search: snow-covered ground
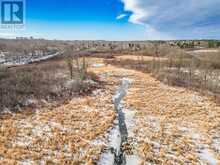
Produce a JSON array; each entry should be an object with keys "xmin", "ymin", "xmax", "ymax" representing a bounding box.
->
[
  {"xmin": 0, "ymin": 52, "xmax": 61, "ymax": 66},
  {"xmin": 0, "ymin": 87, "xmax": 116, "ymax": 164},
  {"xmin": 187, "ymin": 49, "xmax": 219, "ymax": 55},
  {"xmin": 123, "ymin": 67, "xmax": 220, "ymax": 164},
  {"xmin": 1, "ymin": 57, "xmax": 220, "ymax": 164}
]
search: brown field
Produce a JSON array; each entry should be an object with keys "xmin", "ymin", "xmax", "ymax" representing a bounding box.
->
[
  {"xmin": 115, "ymin": 55, "xmax": 167, "ymax": 61},
  {"xmin": 0, "ymin": 58, "xmax": 116, "ymax": 164},
  {"xmin": 0, "ymin": 47, "xmax": 220, "ymax": 164},
  {"xmin": 92, "ymin": 60, "xmax": 220, "ymax": 164}
]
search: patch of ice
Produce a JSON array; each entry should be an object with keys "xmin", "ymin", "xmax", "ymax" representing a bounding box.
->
[
  {"xmin": 147, "ymin": 116, "xmax": 161, "ymax": 131},
  {"xmin": 90, "ymin": 138, "xmax": 105, "ymax": 146},
  {"xmin": 98, "ymin": 124, "xmax": 121, "ymax": 165},
  {"xmin": 198, "ymin": 149, "xmax": 218, "ymax": 165},
  {"xmin": 83, "ymin": 107, "xmax": 94, "ymax": 112},
  {"xmin": 23, "ymin": 99, "xmax": 38, "ymax": 107},
  {"xmin": 19, "ymin": 159, "xmax": 35, "ymax": 165},
  {"xmin": 92, "ymin": 64, "xmax": 105, "ymax": 68},
  {"xmin": 178, "ymin": 126, "xmax": 189, "ymax": 132},
  {"xmin": 126, "ymin": 155, "xmax": 141, "ymax": 165},
  {"xmin": 152, "ymin": 141, "xmax": 161, "ymax": 150},
  {"xmin": 92, "ymin": 89, "xmax": 103, "ymax": 96},
  {"xmin": 113, "ymin": 78, "xmax": 131, "ymax": 105},
  {"xmin": 212, "ymin": 137, "xmax": 220, "ymax": 153},
  {"xmin": 123, "ymin": 108, "xmax": 136, "ymax": 137},
  {"xmin": 49, "ymin": 122, "xmax": 68, "ymax": 132},
  {"xmin": 0, "ymin": 58, "xmax": 5, "ymax": 63},
  {"xmin": 32, "ymin": 123, "xmax": 52, "ymax": 137},
  {"xmin": 191, "ymin": 133, "xmax": 202, "ymax": 140},
  {"xmin": 1, "ymin": 108, "xmax": 13, "ymax": 115}
]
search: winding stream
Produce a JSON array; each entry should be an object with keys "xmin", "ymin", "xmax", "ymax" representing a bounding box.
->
[{"xmin": 99, "ymin": 78, "xmax": 131, "ymax": 165}]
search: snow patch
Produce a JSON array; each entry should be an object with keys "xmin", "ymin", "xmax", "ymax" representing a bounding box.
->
[
  {"xmin": 198, "ymin": 149, "xmax": 218, "ymax": 165},
  {"xmin": 123, "ymin": 108, "xmax": 136, "ymax": 136},
  {"xmin": 92, "ymin": 64, "xmax": 105, "ymax": 68},
  {"xmin": 126, "ymin": 155, "xmax": 141, "ymax": 165}
]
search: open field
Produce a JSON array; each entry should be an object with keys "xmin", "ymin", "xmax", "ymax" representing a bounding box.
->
[
  {"xmin": 0, "ymin": 0, "xmax": 220, "ymax": 162},
  {"xmin": 90, "ymin": 60, "xmax": 220, "ymax": 164},
  {"xmin": 115, "ymin": 55, "xmax": 168, "ymax": 62},
  {"xmin": 106, "ymin": 50, "xmax": 220, "ymax": 103},
  {"xmin": 0, "ymin": 41, "xmax": 220, "ymax": 164},
  {"xmin": 0, "ymin": 58, "xmax": 117, "ymax": 164},
  {"xmin": 0, "ymin": 88, "xmax": 115, "ymax": 164},
  {"xmin": 123, "ymin": 67, "xmax": 220, "ymax": 164}
]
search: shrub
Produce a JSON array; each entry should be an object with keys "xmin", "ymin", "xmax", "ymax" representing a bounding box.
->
[
  {"xmin": 208, "ymin": 41, "xmax": 215, "ymax": 48},
  {"xmin": 105, "ymin": 45, "xmax": 220, "ymax": 102},
  {"xmin": 0, "ymin": 65, "xmax": 8, "ymax": 80},
  {"xmin": 0, "ymin": 58, "xmax": 98, "ymax": 111},
  {"xmin": 74, "ymin": 56, "xmax": 88, "ymax": 81},
  {"xmin": 65, "ymin": 57, "xmax": 74, "ymax": 79},
  {"xmin": 64, "ymin": 46, "xmax": 88, "ymax": 81}
]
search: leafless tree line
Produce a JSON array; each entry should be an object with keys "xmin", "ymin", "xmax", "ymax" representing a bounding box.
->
[
  {"xmin": 142, "ymin": 45, "xmax": 220, "ymax": 96},
  {"xmin": 106, "ymin": 44, "xmax": 220, "ymax": 99}
]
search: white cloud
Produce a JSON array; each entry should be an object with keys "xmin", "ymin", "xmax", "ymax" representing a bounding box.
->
[
  {"xmin": 120, "ymin": 0, "xmax": 220, "ymax": 39},
  {"xmin": 116, "ymin": 14, "xmax": 127, "ymax": 20},
  {"xmin": 144, "ymin": 24, "xmax": 174, "ymax": 40}
]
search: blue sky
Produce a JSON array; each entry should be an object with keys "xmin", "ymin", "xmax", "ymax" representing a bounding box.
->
[{"xmin": 1, "ymin": 0, "xmax": 220, "ymax": 40}]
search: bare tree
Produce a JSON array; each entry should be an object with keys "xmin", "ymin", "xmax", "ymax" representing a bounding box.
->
[{"xmin": 64, "ymin": 47, "xmax": 74, "ymax": 79}]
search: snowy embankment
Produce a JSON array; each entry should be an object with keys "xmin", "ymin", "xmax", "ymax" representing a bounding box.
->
[{"xmin": 0, "ymin": 52, "xmax": 61, "ymax": 67}]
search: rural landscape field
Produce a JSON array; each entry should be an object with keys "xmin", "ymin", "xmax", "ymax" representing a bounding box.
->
[
  {"xmin": 0, "ymin": 39, "xmax": 220, "ymax": 164},
  {"xmin": 1, "ymin": 0, "xmax": 220, "ymax": 164}
]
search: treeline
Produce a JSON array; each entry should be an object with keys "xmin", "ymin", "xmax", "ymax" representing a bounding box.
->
[
  {"xmin": 208, "ymin": 40, "xmax": 220, "ymax": 48},
  {"xmin": 106, "ymin": 44, "xmax": 220, "ymax": 101},
  {"xmin": 0, "ymin": 39, "xmax": 64, "ymax": 56},
  {"xmin": 174, "ymin": 40, "xmax": 220, "ymax": 49}
]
